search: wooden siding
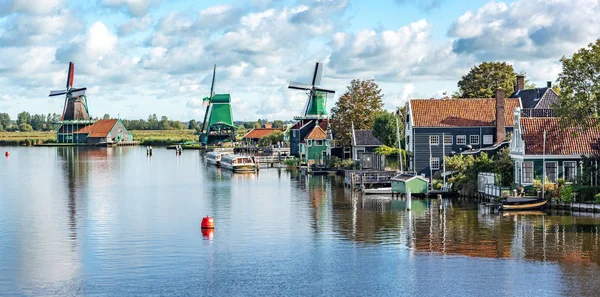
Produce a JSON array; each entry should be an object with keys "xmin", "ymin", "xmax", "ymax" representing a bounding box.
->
[{"xmin": 411, "ymin": 126, "xmax": 513, "ymax": 176}]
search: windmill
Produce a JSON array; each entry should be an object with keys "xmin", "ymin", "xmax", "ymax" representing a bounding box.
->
[
  {"xmin": 49, "ymin": 62, "xmax": 90, "ymax": 121},
  {"xmin": 199, "ymin": 65, "xmax": 236, "ymax": 145},
  {"xmin": 288, "ymin": 62, "xmax": 335, "ymax": 118}
]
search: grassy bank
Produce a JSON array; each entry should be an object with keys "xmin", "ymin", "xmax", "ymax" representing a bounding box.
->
[{"xmin": 0, "ymin": 130, "xmax": 199, "ymax": 146}]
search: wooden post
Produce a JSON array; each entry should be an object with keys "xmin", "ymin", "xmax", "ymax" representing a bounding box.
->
[{"xmin": 406, "ymin": 190, "xmax": 412, "ymax": 211}]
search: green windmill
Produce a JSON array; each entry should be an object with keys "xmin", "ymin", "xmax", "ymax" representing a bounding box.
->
[{"xmin": 199, "ymin": 65, "xmax": 236, "ymax": 145}]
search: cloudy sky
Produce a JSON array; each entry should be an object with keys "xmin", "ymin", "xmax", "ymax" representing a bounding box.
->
[{"xmin": 0, "ymin": 0, "xmax": 598, "ymax": 121}]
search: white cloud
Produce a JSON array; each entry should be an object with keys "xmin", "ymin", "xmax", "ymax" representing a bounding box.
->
[
  {"xmin": 102, "ymin": 0, "xmax": 159, "ymax": 17},
  {"xmin": 0, "ymin": 0, "xmax": 64, "ymax": 15},
  {"xmin": 118, "ymin": 14, "xmax": 152, "ymax": 35}
]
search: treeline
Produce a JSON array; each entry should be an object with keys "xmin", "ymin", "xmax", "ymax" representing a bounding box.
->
[
  {"xmin": 119, "ymin": 114, "xmax": 187, "ymax": 130},
  {"xmin": 0, "ymin": 112, "xmax": 62, "ymax": 132}
]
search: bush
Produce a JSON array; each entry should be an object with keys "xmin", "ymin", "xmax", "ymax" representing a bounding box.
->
[
  {"xmin": 595, "ymin": 193, "xmax": 600, "ymax": 203},
  {"xmin": 334, "ymin": 158, "xmax": 355, "ymax": 169},
  {"xmin": 284, "ymin": 158, "xmax": 299, "ymax": 168},
  {"xmin": 572, "ymin": 186, "xmax": 600, "ymax": 202},
  {"xmin": 558, "ymin": 186, "xmax": 574, "ymax": 203}
]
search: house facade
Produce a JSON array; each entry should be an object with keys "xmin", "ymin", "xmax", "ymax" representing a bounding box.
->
[
  {"xmin": 290, "ymin": 119, "xmax": 328, "ymax": 156},
  {"xmin": 510, "ymin": 109, "xmax": 600, "ymax": 185},
  {"xmin": 351, "ymin": 129, "xmax": 383, "ymax": 160},
  {"xmin": 406, "ymin": 89, "xmax": 521, "ymax": 177},
  {"xmin": 300, "ymin": 124, "xmax": 330, "ymax": 165},
  {"xmin": 66, "ymin": 119, "xmax": 133, "ymax": 144}
]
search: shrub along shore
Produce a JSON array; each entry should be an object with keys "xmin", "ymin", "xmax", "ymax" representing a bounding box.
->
[{"xmin": 0, "ymin": 130, "xmax": 199, "ymax": 146}]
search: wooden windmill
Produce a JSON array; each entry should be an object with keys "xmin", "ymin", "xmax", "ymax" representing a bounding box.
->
[
  {"xmin": 199, "ymin": 65, "xmax": 236, "ymax": 145},
  {"xmin": 49, "ymin": 62, "xmax": 90, "ymax": 121},
  {"xmin": 288, "ymin": 62, "xmax": 335, "ymax": 119}
]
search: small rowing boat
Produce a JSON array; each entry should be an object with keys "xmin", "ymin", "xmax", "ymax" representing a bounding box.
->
[{"xmin": 499, "ymin": 197, "xmax": 549, "ymax": 211}]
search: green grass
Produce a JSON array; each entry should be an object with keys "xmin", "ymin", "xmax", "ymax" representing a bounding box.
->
[
  {"xmin": 0, "ymin": 131, "xmax": 56, "ymax": 146},
  {"xmin": 0, "ymin": 130, "xmax": 199, "ymax": 146}
]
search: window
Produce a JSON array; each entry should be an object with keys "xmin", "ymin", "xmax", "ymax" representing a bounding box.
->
[
  {"xmin": 307, "ymin": 140, "xmax": 312, "ymax": 146},
  {"xmin": 545, "ymin": 162, "xmax": 558, "ymax": 183},
  {"xmin": 483, "ymin": 135, "xmax": 493, "ymax": 145},
  {"xmin": 515, "ymin": 161, "xmax": 522, "ymax": 184},
  {"xmin": 429, "ymin": 135, "xmax": 439, "ymax": 145},
  {"xmin": 456, "ymin": 135, "xmax": 466, "ymax": 145},
  {"xmin": 523, "ymin": 161, "xmax": 533, "ymax": 183},
  {"xmin": 316, "ymin": 140, "xmax": 323, "ymax": 146},
  {"xmin": 444, "ymin": 135, "xmax": 453, "ymax": 145},
  {"xmin": 431, "ymin": 157, "xmax": 440, "ymax": 170},
  {"xmin": 564, "ymin": 161, "xmax": 577, "ymax": 182},
  {"xmin": 470, "ymin": 135, "xmax": 480, "ymax": 145},
  {"xmin": 292, "ymin": 130, "xmax": 297, "ymax": 137}
]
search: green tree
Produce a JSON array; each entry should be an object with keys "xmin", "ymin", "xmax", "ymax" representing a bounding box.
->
[
  {"xmin": 555, "ymin": 39, "xmax": 600, "ymax": 129},
  {"xmin": 159, "ymin": 116, "xmax": 170, "ymax": 130},
  {"xmin": 16, "ymin": 111, "xmax": 31, "ymax": 126},
  {"xmin": 493, "ymin": 147, "xmax": 514, "ymax": 187},
  {"xmin": 457, "ymin": 62, "xmax": 516, "ymax": 98},
  {"xmin": 331, "ymin": 79, "xmax": 384, "ymax": 146},
  {"xmin": 259, "ymin": 131, "xmax": 284, "ymax": 147},
  {"xmin": 103, "ymin": 114, "xmax": 111, "ymax": 119},
  {"xmin": 19, "ymin": 123, "xmax": 33, "ymax": 132},
  {"xmin": 188, "ymin": 119, "xmax": 199, "ymax": 130},
  {"xmin": 272, "ymin": 120, "xmax": 285, "ymax": 129},
  {"xmin": 0, "ymin": 113, "xmax": 10, "ymax": 131},
  {"xmin": 372, "ymin": 111, "xmax": 403, "ymax": 148}
]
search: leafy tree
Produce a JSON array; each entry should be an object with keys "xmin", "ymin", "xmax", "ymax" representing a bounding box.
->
[
  {"xmin": 494, "ymin": 147, "xmax": 514, "ymax": 187},
  {"xmin": 555, "ymin": 39, "xmax": 600, "ymax": 129},
  {"xmin": 17, "ymin": 111, "xmax": 31, "ymax": 126},
  {"xmin": 330, "ymin": 79, "xmax": 384, "ymax": 146},
  {"xmin": 0, "ymin": 113, "xmax": 10, "ymax": 131},
  {"xmin": 103, "ymin": 114, "xmax": 111, "ymax": 119},
  {"xmin": 372, "ymin": 111, "xmax": 403, "ymax": 148},
  {"xmin": 272, "ymin": 120, "xmax": 285, "ymax": 129},
  {"xmin": 243, "ymin": 122, "xmax": 255, "ymax": 129},
  {"xmin": 188, "ymin": 120, "xmax": 199, "ymax": 130},
  {"xmin": 456, "ymin": 62, "xmax": 516, "ymax": 98},
  {"xmin": 259, "ymin": 131, "xmax": 284, "ymax": 147},
  {"xmin": 18, "ymin": 123, "xmax": 33, "ymax": 132}
]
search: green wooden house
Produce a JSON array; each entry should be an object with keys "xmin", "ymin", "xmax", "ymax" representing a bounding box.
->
[
  {"xmin": 510, "ymin": 108, "xmax": 600, "ymax": 185},
  {"xmin": 300, "ymin": 124, "xmax": 330, "ymax": 166},
  {"xmin": 391, "ymin": 174, "xmax": 430, "ymax": 195}
]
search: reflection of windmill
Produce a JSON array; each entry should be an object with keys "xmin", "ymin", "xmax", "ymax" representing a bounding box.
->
[
  {"xmin": 49, "ymin": 62, "xmax": 90, "ymax": 121},
  {"xmin": 288, "ymin": 62, "xmax": 335, "ymax": 119},
  {"xmin": 199, "ymin": 65, "xmax": 236, "ymax": 146}
]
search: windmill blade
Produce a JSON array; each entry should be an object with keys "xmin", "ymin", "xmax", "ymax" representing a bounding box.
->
[
  {"xmin": 312, "ymin": 62, "xmax": 323, "ymax": 86},
  {"xmin": 70, "ymin": 88, "xmax": 87, "ymax": 98},
  {"xmin": 288, "ymin": 81, "xmax": 313, "ymax": 91},
  {"xmin": 66, "ymin": 62, "xmax": 74, "ymax": 89},
  {"xmin": 314, "ymin": 87, "xmax": 335, "ymax": 94},
  {"xmin": 49, "ymin": 90, "xmax": 67, "ymax": 97},
  {"xmin": 209, "ymin": 64, "xmax": 216, "ymax": 98}
]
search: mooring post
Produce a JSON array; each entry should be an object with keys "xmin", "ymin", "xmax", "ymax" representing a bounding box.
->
[
  {"xmin": 406, "ymin": 190, "xmax": 412, "ymax": 211},
  {"xmin": 438, "ymin": 194, "xmax": 443, "ymax": 211}
]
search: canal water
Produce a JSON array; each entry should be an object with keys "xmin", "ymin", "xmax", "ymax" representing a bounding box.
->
[{"xmin": 1, "ymin": 147, "xmax": 599, "ymax": 296}]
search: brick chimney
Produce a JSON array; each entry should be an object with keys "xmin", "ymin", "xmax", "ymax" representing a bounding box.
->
[
  {"xmin": 495, "ymin": 88, "xmax": 505, "ymax": 144},
  {"xmin": 516, "ymin": 75, "xmax": 525, "ymax": 91},
  {"xmin": 547, "ymin": 81, "xmax": 552, "ymax": 88}
]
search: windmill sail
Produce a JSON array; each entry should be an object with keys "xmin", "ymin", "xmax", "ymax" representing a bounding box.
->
[
  {"xmin": 49, "ymin": 62, "xmax": 90, "ymax": 121},
  {"xmin": 288, "ymin": 61, "xmax": 335, "ymax": 118}
]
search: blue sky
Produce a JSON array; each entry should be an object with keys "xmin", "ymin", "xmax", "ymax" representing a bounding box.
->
[{"xmin": 0, "ymin": 0, "xmax": 597, "ymax": 122}]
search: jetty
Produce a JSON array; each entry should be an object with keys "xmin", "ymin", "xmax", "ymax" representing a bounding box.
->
[{"xmin": 344, "ymin": 170, "xmax": 396, "ymax": 190}]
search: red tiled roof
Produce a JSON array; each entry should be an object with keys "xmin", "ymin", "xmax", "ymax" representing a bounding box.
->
[
  {"xmin": 410, "ymin": 98, "xmax": 521, "ymax": 127},
  {"xmin": 521, "ymin": 118, "xmax": 600, "ymax": 155},
  {"xmin": 242, "ymin": 128, "xmax": 282, "ymax": 139},
  {"xmin": 305, "ymin": 126, "xmax": 327, "ymax": 140},
  {"xmin": 75, "ymin": 119, "xmax": 117, "ymax": 138}
]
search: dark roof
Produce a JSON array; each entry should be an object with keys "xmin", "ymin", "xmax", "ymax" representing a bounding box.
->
[
  {"xmin": 520, "ymin": 118, "xmax": 600, "ymax": 155},
  {"xmin": 354, "ymin": 130, "xmax": 383, "ymax": 146},
  {"xmin": 510, "ymin": 88, "xmax": 558, "ymax": 109},
  {"xmin": 410, "ymin": 98, "xmax": 521, "ymax": 127}
]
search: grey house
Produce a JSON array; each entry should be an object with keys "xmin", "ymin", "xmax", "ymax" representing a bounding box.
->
[
  {"xmin": 405, "ymin": 90, "xmax": 522, "ymax": 177},
  {"xmin": 509, "ymin": 75, "xmax": 559, "ymax": 117},
  {"xmin": 351, "ymin": 129, "xmax": 383, "ymax": 160}
]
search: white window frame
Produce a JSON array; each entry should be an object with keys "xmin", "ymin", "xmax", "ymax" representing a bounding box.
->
[
  {"xmin": 545, "ymin": 161, "xmax": 558, "ymax": 183},
  {"xmin": 307, "ymin": 140, "xmax": 312, "ymax": 146},
  {"xmin": 523, "ymin": 161, "xmax": 533, "ymax": 184},
  {"xmin": 563, "ymin": 161, "xmax": 577, "ymax": 182},
  {"xmin": 456, "ymin": 135, "xmax": 466, "ymax": 145},
  {"xmin": 431, "ymin": 157, "xmax": 440, "ymax": 170},
  {"xmin": 515, "ymin": 161, "xmax": 522, "ymax": 184},
  {"xmin": 483, "ymin": 135, "xmax": 493, "ymax": 145},
  {"xmin": 443, "ymin": 135, "xmax": 453, "ymax": 145},
  {"xmin": 429, "ymin": 135, "xmax": 440, "ymax": 145},
  {"xmin": 470, "ymin": 135, "xmax": 480, "ymax": 145}
]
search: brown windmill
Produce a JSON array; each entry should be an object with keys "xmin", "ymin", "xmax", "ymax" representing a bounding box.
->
[{"xmin": 49, "ymin": 62, "xmax": 90, "ymax": 121}]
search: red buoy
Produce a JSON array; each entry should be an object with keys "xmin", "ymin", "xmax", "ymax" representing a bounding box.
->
[
  {"xmin": 201, "ymin": 216, "xmax": 214, "ymax": 229},
  {"xmin": 4, "ymin": 151, "xmax": 8, "ymax": 157}
]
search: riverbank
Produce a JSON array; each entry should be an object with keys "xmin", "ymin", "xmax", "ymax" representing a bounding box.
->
[{"xmin": 0, "ymin": 130, "xmax": 199, "ymax": 146}]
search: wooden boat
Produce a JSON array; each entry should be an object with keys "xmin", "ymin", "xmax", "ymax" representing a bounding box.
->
[
  {"xmin": 361, "ymin": 187, "xmax": 393, "ymax": 195},
  {"xmin": 221, "ymin": 155, "xmax": 258, "ymax": 172},
  {"xmin": 499, "ymin": 197, "xmax": 549, "ymax": 211},
  {"xmin": 206, "ymin": 151, "xmax": 230, "ymax": 167}
]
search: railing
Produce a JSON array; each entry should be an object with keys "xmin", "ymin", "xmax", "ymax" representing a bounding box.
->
[
  {"xmin": 521, "ymin": 108, "xmax": 555, "ymax": 117},
  {"xmin": 253, "ymin": 156, "xmax": 293, "ymax": 163},
  {"xmin": 344, "ymin": 170, "xmax": 397, "ymax": 186}
]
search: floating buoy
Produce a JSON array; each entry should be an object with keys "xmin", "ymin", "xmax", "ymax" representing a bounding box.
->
[
  {"xmin": 4, "ymin": 151, "xmax": 8, "ymax": 157},
  {"xmin": 201, "ymin": 216, "xmax": 214, "ymax": 229}
]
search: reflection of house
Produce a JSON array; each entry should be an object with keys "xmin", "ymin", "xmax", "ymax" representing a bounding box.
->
[
  {"xmin": 351, "ymin": 129, "xmax": 382, "ymax": 160},
  {"xmin": 242, "ymin": 128, "xmax": 283, "ymax": 146},
  {"xmin": 406, "ymin": 90, "xmax": 521, "ymax": 177},
  {"xmin": 64, "ymin": 119, "xmax": 133, "ymax": 144},
  {"xmin": 300, "ymin": 124, "xmax": 330, "ymax": 165},
  {"xmin": 510, "ymin": 109, "xmax": 600, "ymax": 185}
]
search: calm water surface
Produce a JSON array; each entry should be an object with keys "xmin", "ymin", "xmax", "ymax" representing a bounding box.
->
[{"xmin": 1, "ymin": 147, "xmax": 600, "ymax": 296}]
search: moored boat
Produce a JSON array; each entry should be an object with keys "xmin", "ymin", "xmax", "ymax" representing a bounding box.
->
[
  {"xmin": 499, "ymin": 197, "xmax": 549, "ymax": 211},
  {"xmin": 206, "ymin": 151, "xmax": 230, "ymax": 167},
  {"xmin": 221, "ymin": 155, "xmax": 258, "ymax": 172}
]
